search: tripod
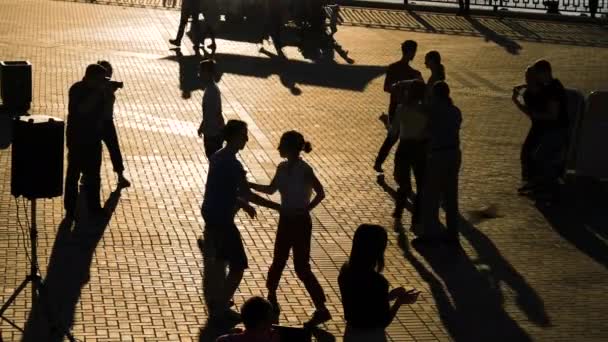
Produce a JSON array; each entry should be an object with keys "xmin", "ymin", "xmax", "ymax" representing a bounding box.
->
[{"xmin": 0, "ymin": 198, "xmax": 77, "ymax": 342}]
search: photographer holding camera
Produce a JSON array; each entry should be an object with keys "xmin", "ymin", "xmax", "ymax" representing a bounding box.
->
[{"xmin": 98, "ymin": 60, "xmax": 131, "ymax": 189}]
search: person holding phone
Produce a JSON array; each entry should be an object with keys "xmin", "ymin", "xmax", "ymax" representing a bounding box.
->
[{"xmin": 339, "ymin": 224, "xmax": 420, "ymax": 341}]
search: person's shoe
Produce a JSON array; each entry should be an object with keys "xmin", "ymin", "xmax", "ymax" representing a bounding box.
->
[
  {"xmin": 373, "ymin": 162, "xmax": 383, "ymax": 173},
  {"xmin": 117, "ymin": 175, "xmax": 131, "ymax": 189},
  {"xmin": 169, "ymin": 39, "xmax": 180, "ymax": 46},
  {"xmin": 268, "ymin": 296, "xmax": 281, "ymax": 324},
  {"xmin": 303, "ymin": 308, "xmax": 331, "ymax": 329},
  {"xmin": 207, "ymin": 42, "xmax": 217, "ymax": 51}
]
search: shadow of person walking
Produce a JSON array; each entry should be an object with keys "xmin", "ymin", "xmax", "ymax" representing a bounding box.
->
[
  {"xmin": 397, "ymin": 213, "xmax": 550, "ymax": 341},
  {"xmin": 21, "ymin": 189, "xmax": 122, "ymax": 342}
]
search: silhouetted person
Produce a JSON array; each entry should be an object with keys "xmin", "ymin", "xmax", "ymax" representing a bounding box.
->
[
  {"xmin": 423, "ymin": 50, "xmax": 445, "ymax": 99},
  {"xmin": 390, "ymin": 80, "xmax": 428, "ymax": 223},
  {"xmin": 265, "ymin": 0, "xmax": 287, "ymax": 58},
  {"xmin": 216, "ymin": 297, "xmax": 280, "ymax": 342},
  {"xmin": 169, "ymin": 0, "xmax": 201, "ymax": 52},
  {"xmin": 512, "ymin": 66, "xmax": 544, "ymax": 193},
  {"xmin": 527, "ymin": 60, "xmax": 568, "ymax": 200},
  {"xmin": 419, "ymin": 81, "xmax": 462, "ymax": 245},
  {"xmin": 97, "ymin": 60, "xmax": 130, "ymax": 188},
  {"xmin": 197, "ymin": 59, "xmax": 224, "ymax": 159},
  {"xmin": 201, "ymin": 120, "xmax": 280, "ymax": 321},
  {"xmin": 339, "ymin": 224, "xmax": 420, "ymax": 341},
  {"xmin": 458, "ymin": 0, "xmax": 470, "ymax": 15},
  {"xmin": 249, "ymin": 131, "xmax": 331, "ymax": 328},
  {"xmin": 64, "ymin": 64, "xmax": 107, "ymax": 219},
  {"xmin": 374, "ymin": 40, "xmax": 422, "ymax": 174}
]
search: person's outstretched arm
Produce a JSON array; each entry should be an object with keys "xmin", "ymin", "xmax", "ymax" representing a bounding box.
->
[{"xmin": 249, "ymin": 170, "xmax": 279, "ymax": 195}]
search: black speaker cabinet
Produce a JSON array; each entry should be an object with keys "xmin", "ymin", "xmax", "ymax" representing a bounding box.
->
[
  {"xmin": 0, "ymin": 61, "xmax": 32, "ymax": 114},
  {"xmin": 11, "ymin": 115, "xmax": 64, "ymax": 199}
]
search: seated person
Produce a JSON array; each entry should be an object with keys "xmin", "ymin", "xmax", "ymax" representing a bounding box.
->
[{"xmin": 216, "ymin": 296, "xmax": 280, "ymax": 342}]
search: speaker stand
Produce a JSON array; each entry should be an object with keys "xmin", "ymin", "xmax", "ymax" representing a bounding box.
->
[{"xmin": 0, "ymin": 198, "xmax": 77, "ymax": 342}]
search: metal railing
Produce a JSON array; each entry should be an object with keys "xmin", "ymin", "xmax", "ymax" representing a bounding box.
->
[{"xmin": 81, "ymin": 0, "xmax": 608, "ymax": 17}]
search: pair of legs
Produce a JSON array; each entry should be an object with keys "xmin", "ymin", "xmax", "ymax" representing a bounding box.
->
[
  {"xmin": 102, "ymin": 119, "xmax": 130, "ymax": 187},
  {"xmin": 202, "ymin": 217, "xmax": 248, "ymax": 319},
  {"xmin": 374, "ymin": 101, "xmax": 401, "ymax": 175},
  {"xmin": 421, "ymin": 149, "xmax": 461, "ymax": 241},
  {"xmin": 266, "ymin": 213, "xmax": 330, "ymax": 325},
  {"xmin": 171, "ymin": 9, "xmax": 201, "ymax": 49},
  {"xmin": 393, "ymin": 139, "xmax": 428, "ymax": 223},
  {"xmin": 64, "ymin": 143, "xmax": 102, "ymax": 217}
]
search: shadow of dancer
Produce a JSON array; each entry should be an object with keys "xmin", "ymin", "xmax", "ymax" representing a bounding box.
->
[
  {"xmin": 464, "ymin": 16, "xmax": 522, "ymax": 55},
  {"xmin": 397, "ymin": 214, "xmax": 550, "ymax": 342},
  {"xmin": 535, "ymin": 177, "xmax": 608, "ymax": 269},
  {"xmin": 22, "ymin": 189, "xmax": 122, "ymax": 342}
]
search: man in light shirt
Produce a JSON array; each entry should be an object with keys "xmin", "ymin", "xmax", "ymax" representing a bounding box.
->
[{"xmin": 197, "ymin": 59, "xmax": 224, "ymax": 159}]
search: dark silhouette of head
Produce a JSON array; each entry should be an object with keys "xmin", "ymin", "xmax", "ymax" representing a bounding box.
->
[
  {"xmin": 278, "ymin": 130, "xmax": 312, "ymax": 158},
  {"xmin": 349, "ymin": 224, "xmax": 388, "ymax": 273},
  {"xmin": 432, "ymin": 81, "xmax": 452, "ymax": 105},
  {"xmin": 533, "ymin": 59, "xmax": 553, "ymax": 83},
  {"xmin": 97, "ymin": 60, "xmax": 113, "ymax": 78},
  {"xmin": 424, "ymin": 50, "xmax": 441, "ymax": 69},
  {"xmin": 241, "ymin": 296, "xmax": 274, "ymax": 331},
  {"xmin": 406, "ymin": 79, "xmax": 427, "ymax": 105},
  {"xmin": 84, "ymin": 64, "xmax": 107, "ymax": 83},
  {"xmin": 223, "ymin": 120, "xmax": 248, "ymax": 151},
  {"xmin": 401, "ymin": 40, "xmax": 418, "ymax": 62}
]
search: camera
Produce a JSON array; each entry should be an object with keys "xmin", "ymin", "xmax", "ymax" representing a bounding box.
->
[{"xmin": 108, "ymin": 80, "xmax": 123, "ymax": 91}]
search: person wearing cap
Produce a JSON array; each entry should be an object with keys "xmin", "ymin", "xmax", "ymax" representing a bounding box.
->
[{"xmin": 64, "ymin": 64, "xmax": 107, "ymax": 219}]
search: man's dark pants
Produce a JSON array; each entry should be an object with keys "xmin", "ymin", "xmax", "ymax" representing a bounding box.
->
[
  {"xmin": 64, "ymin": 142, "xmax": 102, "ymax": 214},
  {"xmin": 374, "ymin": 100, "xmax": 400, "ymax": 170},
  {"xmin": 394, "ymin": 139, "xmax": 428, "ymax": 223},
  {"xmin": 422, "ymin": 149, "xmax": 461, "ymax": 236},
  {"xmin": 175, "ymin": 9, "xmax": 201, "ymax": 45}
]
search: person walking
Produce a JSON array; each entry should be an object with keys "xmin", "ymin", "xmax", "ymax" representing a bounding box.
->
[
  {"xmin": 423, "ymin": 50, "xmax": 445, "ymax": 99},
  {"xmin": 201, "ymin": 120, "xmax": 280, "ymax": 321},
  {"xmin": 374, "ymin": 40, "xmax": 423, "ymax": 174},
  {"xmin": 418, "ymin": 81, "xmax": 462, "ymax": 245},
  {"xmin": 339, "ymin": 224, "xmax": 420, "ymax": 342},
  {"xmin": 249, "ymin": 131, "xmax": 331, "ymax": 328},
  {"xmin": 197, "ymin": 59, "xmax": 224, "ymax": 159},
  {"xmin": 169, "ymin": 0, "xmax": 202, "ymax": 52},
  {"xmin": 97, "ymin": 60, "xmax": 131, "ymax": 189},
  {"xmin": 64, "ymin": 64, "xmax": 108, "ymax": 219}
]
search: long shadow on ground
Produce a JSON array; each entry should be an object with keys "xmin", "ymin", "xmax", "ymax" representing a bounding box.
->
[
  {"xmin": 21, "ymin": 189, "xmax": 122, "ymax": 342},
  {"xmin": 535, "ymin": 177, "xmax": 608, "ymax": 269},
  {"xmin": 397, "ymin": 216, "xmax": 550, "ymax": 341}
]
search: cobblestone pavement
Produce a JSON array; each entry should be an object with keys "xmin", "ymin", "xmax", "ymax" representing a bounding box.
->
[{"xmin": 1, "ymin": 0, "xmax": 608, "ymax": 341}]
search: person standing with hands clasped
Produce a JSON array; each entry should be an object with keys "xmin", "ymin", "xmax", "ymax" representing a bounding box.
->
[
  {"xmin": 197, "ymin": 59, "xmax": 224, "ymax": 159},
  {"xmin": 249, "ymin": 131, "xmax": 331, "ymax": 328},
  {"xmin": 339, "ymin": 224, "xmax": 420, "ymax": 341}
]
